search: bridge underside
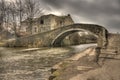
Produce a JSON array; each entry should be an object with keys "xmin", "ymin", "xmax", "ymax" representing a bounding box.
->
[
  {"xmin": 52, "ymin": 30, "xmax": 81, "ymax": 47},
  {"xmin": 51, "ymin": 30, "xmax": 98, "ymax": 47}
]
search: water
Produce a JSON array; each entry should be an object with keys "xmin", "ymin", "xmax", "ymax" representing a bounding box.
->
[{"xmin": 0, "ymin": 44, "xmax": 96, "ymax": 80}]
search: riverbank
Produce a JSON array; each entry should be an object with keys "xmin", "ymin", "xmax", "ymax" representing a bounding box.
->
[
  {"xmin": 0, "ymin": 44, "xmax": 97, "ymax": 80},
  {"xmin": 50, "ymin": 47, "xmax": 120, "ymax": 80}
]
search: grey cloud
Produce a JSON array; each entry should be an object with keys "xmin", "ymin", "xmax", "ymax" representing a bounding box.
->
[{"xmin": 40, "ymin": 0, "xmax": 120, "ymax": 32}]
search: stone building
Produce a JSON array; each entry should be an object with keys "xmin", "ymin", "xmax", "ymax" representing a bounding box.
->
[{"xmin": 21, "ymin": 14, "xmax": 74, "ymax": 35}]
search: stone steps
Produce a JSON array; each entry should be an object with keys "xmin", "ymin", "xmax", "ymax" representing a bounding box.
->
[
  {"xmin": 98, "ymin": 48, "xmax": 119, "ymax": 65},
  {"xmin": 100, "ymin": 49, "xmax": 118, "ymax": 57},
  {"xmin": 101, "ymin": 48, "xmax": 118, "ymax": 54}
]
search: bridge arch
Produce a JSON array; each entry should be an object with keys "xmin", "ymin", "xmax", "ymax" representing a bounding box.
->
[
  {"xmin": 6, "ymin": 24, "xmax": 108, "ymax": 48},
  {"xmin": 51, "ymin": 24, "xmax": 108, "ymax": 48}
]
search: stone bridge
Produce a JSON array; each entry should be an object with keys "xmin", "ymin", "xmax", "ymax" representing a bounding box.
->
[{"xmin": 5, "ymin": 23, "xmax": 108, "ymax": 48}]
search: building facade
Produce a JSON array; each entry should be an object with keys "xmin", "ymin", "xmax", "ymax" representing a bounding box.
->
[{"xmin": 21, "ymin": 14, "xmax": 74, "ymax": 35}]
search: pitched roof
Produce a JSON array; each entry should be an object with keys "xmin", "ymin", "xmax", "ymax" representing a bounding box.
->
[{"xmin": 21, "ymin": 14, "xmax": 73, "ymax": 23}]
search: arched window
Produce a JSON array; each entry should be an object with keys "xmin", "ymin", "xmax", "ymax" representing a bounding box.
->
[
  {"xmin": 40, "ymin": 20, "xmax": 44, "ymax": 24},
  {"xmin": 60, "ymin": 21, "xmax": 62, "ymax": 24}
]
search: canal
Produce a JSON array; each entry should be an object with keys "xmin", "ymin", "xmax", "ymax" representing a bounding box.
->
[{"xmin": 0, "ymin": 44, "xmax": 96, "ymax": 80}]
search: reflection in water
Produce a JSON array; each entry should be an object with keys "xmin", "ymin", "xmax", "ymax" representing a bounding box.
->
[
  {"xmin": 0, "ymin": 44, "xmax": 96, "ymax": 80},
  {"xmin": 70, "ymin": 43, "xmax": 97, "ymax": 53}
]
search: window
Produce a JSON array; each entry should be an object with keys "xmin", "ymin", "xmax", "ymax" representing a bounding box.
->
[
  {"xmin": 34, "ymin": 27, "xmax": 37, "ymax": 32},
  {"xmin": 60, "ymin": 21, "xmax": 63, "ymax": 26},
  {"xmin": 40, "ymin": 20, "xmax": 44, "ymax": 24},
  {"xmin": 60, "ymin": 21, "xmax": 62, "ymax": 24}
]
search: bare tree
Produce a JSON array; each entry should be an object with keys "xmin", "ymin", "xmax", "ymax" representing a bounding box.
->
[
  {"xmin": 0, "ymin": 0, "xmax": 6, "ymax": 31},
  {"xmin": 15, "ymin": 0, "xmax": 25, "ymax": 30},
  {"xmin": 24, "ymin": 0, "xmax": 43, "ymax": 34},
  {"xmin": 9, "ymin": 2, "xmax": 18, "ymax": 38},
  {"xmin": 4, "ymin": 2, "xmax": 12, "ymax": 29},
  {"xmin": 0, "ymin": 0, "xmax": 44, "ymax": 39},
  {"xmin": 0, "ymin": 0, "xmax": 12, "ymax": 31}
]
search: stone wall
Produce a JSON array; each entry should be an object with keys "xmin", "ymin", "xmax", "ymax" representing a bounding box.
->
[
  {"xmin": 5, "ymin": 24, "xmax": 108, "ymax": 48},
  {"xmin": 107, "ymin": 33, "xmax": 120, "ymax": 53}
]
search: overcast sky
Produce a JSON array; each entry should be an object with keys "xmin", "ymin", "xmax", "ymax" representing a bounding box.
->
[{"xmin": 39, "ymin": 0, "xmax": 120, "ymax": 33}]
